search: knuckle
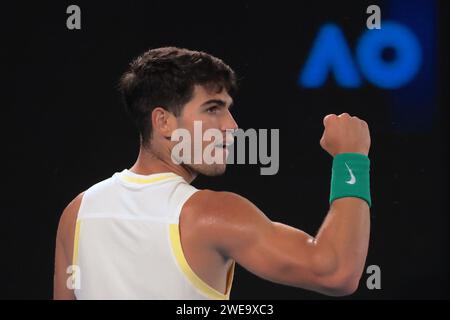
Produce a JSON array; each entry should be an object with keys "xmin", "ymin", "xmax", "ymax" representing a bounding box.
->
[{"xmin": 323, "ymin": 114, "xmax": 337, "ymax": 126}]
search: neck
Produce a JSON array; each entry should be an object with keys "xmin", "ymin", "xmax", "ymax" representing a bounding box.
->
[{"xmin": 129, "ymin": 143, "xmax": 197, "ymax": 184}]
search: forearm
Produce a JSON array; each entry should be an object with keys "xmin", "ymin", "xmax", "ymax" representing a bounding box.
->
[
  {"xmin": 315, "ymin": 196, "xmax": 370, "ymax": 285},
  {"xmin": 312, "ymin": 149, "xmax": 371, "ymax": 288}
]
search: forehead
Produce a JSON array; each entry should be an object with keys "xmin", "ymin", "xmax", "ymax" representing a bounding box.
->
[{"xmin": 189, "ymin": 84, "xmax": 233, "ymax": 106}]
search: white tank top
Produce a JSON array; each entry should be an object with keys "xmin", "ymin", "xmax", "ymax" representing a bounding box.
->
[{"xmin": 72, "ymin": 169, "xmax": 235, "ymax": 300}]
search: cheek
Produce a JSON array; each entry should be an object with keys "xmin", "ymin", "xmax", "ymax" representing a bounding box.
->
[
  {"xmin": 177, "ymin": 113, "xmax": 221, "ymax": 140},
  {"xmin": 202, "ymin": 116, "xmax": 222, "ymax": 130},
  {"xmin": 180, "ymin": 112, "xmax": 208, "ymax": 127},
  {"xmin": 176, "ymin": 115, "xmax": 194, "ymax": 132}
]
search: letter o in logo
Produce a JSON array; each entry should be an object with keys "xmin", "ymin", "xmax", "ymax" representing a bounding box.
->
[{"xmin": 356, "ymin": 22, "xmax": 422, "ymax": 89}]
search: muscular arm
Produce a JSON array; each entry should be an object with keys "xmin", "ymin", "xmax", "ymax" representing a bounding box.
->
[
  {"xmin": 190, "ymin": 190, "xmax": 369, "ymax": 296},
  {"xmin": 53, "ymin": 193, "xmax": 84, "ymax": 300}
]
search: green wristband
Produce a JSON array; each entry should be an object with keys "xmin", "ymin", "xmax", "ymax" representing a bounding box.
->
[{"xmin": 329, "ymin": 153, "xmax": 371, "ymax": 207}]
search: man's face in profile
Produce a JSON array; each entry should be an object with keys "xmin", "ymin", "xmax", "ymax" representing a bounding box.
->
[{"xmin": 173, "ymin": 85, "xmax": 238, "ymax": 176}]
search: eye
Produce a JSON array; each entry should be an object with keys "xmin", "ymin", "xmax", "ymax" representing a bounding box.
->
[{"xmin": 206, "ymin": 106, "xmax": 219, "ymax": 114}]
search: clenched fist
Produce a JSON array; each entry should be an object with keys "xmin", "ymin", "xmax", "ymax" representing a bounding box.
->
[{"xmin": 320, "ymin": 113, "xmax": 371, "ymax": 157}]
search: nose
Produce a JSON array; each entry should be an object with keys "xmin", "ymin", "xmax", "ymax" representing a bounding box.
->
[{"xmin": 221, "ymin": 109, "xmax": 238, "ymax": 132}]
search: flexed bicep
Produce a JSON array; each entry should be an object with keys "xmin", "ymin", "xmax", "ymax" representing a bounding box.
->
[{"xmin": 196, "ymin": 192, "xmax": 337, "ymax": 295}]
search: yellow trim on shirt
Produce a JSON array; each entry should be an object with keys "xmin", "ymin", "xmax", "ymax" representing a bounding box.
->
[
  {"xmin": 122, "ymin": 173, "xmax": 179, "ymax": 185},
  {"xmin": 169, "ymin": 223, "xmax": 235, "ymax": 300},
  {"xmin": 72, "ymin": 220, "xmax": 81, "ymax": 266},
  {"xmin": 72, "ymin": 220, "xmax": 81, "ymax": 283}
]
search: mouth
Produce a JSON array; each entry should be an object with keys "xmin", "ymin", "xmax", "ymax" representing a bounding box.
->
[
  {"xmin": 215, "ymin": 143, "xmax": 232, "ymax": 149},
  {"xmin": 216, "ymin": 137, "xmax": 234, "ymax": 148}
]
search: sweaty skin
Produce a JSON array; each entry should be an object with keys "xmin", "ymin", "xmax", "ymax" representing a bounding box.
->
[{"xmin": 54, "ymin": 86, "xmax": 370, "ymax": 299}]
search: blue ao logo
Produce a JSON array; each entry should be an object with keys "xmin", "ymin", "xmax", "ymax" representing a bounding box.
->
[{"xmin": 298, "ymin": 22, "xmax": 422, "ymax": 89}]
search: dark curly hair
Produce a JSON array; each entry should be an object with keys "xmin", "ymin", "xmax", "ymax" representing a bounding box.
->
[{"xmin": 119, "ymin": 47, "xmax": 237, "ymax": 146}]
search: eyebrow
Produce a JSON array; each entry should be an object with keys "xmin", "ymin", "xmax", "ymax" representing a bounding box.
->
[{"xmin": 200, "ymin": 99, "xmax": 234, "ymax": 109}]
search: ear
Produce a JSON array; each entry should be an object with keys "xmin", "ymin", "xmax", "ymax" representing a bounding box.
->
[{"xmin": 151, "ymin": 107, "xmax": 177, "ymax": 139}]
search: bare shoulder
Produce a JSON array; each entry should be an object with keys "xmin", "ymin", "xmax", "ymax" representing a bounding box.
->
[
  {"xmin": 56, "ymin": 192, "xmax": 85, "ymax": 248},
  {"xmin": 183, "ymin": 189, "xmax": 266, "ymax": 223},
  {"xmin": 54, "ymin": 192, "xmax": 85, "ymax": 299},
  {"xmin": 181, "ymin": 189, "xmax": 273, "ymax": 253}
]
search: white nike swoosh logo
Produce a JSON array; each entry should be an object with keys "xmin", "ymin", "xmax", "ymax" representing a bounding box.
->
[{"xmin": 344, "ymin": 162, "xmax": 356, "ymax": 185}]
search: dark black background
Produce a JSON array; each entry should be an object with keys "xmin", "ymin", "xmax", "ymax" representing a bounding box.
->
[{"xmin": 3, "ymin": 0, "xmax": 449, "ymax": 299}]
